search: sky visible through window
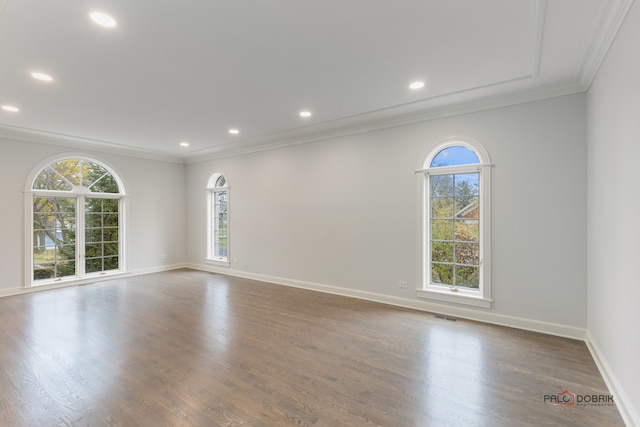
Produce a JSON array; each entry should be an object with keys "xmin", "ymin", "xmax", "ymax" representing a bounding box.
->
[{"xmin": 431, "ymin": 145, "xmax": 479, "ymax": 167}]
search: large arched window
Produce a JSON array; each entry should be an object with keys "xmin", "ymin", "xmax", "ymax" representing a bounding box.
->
[
  {"xmin": 207, "ymin": 172, "xmax": 229, "ymax": 266},
  {"xmin": 418, "ymin": 138, "xmax": 492, "ymax": 307},
  {"xmin": 27, "ymin": 157, "xmax": 125, "ymax": 286}
]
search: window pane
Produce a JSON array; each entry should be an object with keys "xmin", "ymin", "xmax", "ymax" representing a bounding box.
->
[
  {"xmin": 85, "ymin": 198, "xmax": 101, "ymax": 212},
  {"xmin": 85, "ymin": 198, "xmax": 119, "ymax": 274},
  {"xmin": 33, "ymin": 159, "xmax": 120, "ymax": 193},
  {"xmin": 431, "ymin": 220, "xmax": 453, "ymax": 240},
  {"xmin": 102, "ymin": 199, "xmax": 119, "ymax": 212},
  {"xmin": 86, "ymin": 228, "xmax": 102, "ymax": 243},
  {"xmin": 455, "ymin": 242, "xmax": 479, "ymax": 266},
  {"xmin": 455, "ymin": 196, "xmax": 479, "ymax": 218},
  {"xmin": 55, "ymin": 260, "xmax": 76, "ymax": 278},
  {"xmin": 32, "ymin": 167, "xmax": 74, "ymax": 191},
  {"xmin": 103, "ymin": 228, "xmax": 118, "ymax": 242},
  {"xmin": 86, "ymin": 213, "xmax": 102, "ymax": 227},
  {"xmin": 103, "ymin": 213, "xmax": 118, "ymax": 227},
  {"xmin": 454, "ymin": 219, "xmax": 479, "ymax": 242},
  {"xmin": 432, "ymin": 242, "xmax": 453, "ymax": 263},
  {"xmin": 431, "ymin": 175, "xmax": 453, "ymax": 197},
  {"xmin": 85, "ymin": 243, "xmax": 103, "ymax": 258},
  {"xmin": 432, "ymin": 263, "xmax": 453, "ymax": 285},
  {"xmin": 430, "ymin": 146, "xmax": 479, "ymax": 167},
  {"xmin": 51, "ymin": 160, "xmax": 81, "ymax": 186},
  {"xmin": 454, "ymin": 173, "xmax": 479, "ymax": 195},
  {"xmin": 431, "ymin": 198, "xmax": 453, "ymax": 219},
  {"xmin": 214, "ymin": 190, "xmax": 228, "ymax": 258},
  {"xmin": 85, "ymin": 162, "xmax": 119, "ymax": 193},
  {"xmin": 86, "ymin": 258, "xmax": 102, "ymax": 273},
  {"xmin": 33, "ymin": 196, "xmax": 77, "ymax": 281},
  {"xmin": 104, "ymin": 256, "xmax": 119, "ymax": 271},
  {"xmin": 455, "ymin": 266, "xmax": 480, "ymax": 289},
  {"xmin": 104, "ymin": 242, "xmax": 118, "ymax": 256},
  {"xmin": 215, "ymin": 175, "xmax": 226, "ymax": 187}
]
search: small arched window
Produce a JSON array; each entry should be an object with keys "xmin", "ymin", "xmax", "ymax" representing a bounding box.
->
[
  {"xmin": 28, "ymin": 157, "xmax": 125, "ymax": 285},
  {"xmin": 207, "ymin": 172, "xmax": 230, "ymax": 265},
  {"xmin": 419, "ymin": 139, "xmax": 492, "ymax": 307}
]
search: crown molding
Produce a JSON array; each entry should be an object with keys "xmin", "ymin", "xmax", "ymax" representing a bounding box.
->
[
  {"xmin": 0, "ymin": 124, "xmax": 185, "ymax": 164},
  {"xmin": 0, "ymin": 78, "xmax": 588, "ymax": 167},
  {"xmin": 579, "ymin": 0, "xmax": 635, "ymax": 87},
  {"xmin": 184, "ymin": 80, "xmax": 587, "ymax": 164}
]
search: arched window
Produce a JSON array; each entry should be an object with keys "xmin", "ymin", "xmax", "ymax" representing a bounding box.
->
[
  {"xmin": 27, "ymin": 157, "xmax": 125, "ymax": 286},
  {"xmin": 418, "ymin": 139, "xmax": 492, "ymax": 307},
  {"xmin": 207, "ymin": 172, "xmax": 229, "ymax": 265}
]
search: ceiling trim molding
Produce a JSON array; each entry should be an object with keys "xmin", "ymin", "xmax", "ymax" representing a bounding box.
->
[
  {"xmin": 184, "ymin": 81, "xmax": 587, "ymax": 164},
  {"xmin": 578, "ymin": 0, "xmax": 635, "ymax": 87},
  {"xmin": 0, "ymin": 125, "xmax": 184, "ymax": 164},
  {"xmin": 532, "ymin": 0, "xmax": 548, "ymax": 78}
]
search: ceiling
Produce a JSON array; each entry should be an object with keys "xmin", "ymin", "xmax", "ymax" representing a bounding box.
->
[{"xmin": 0, "ymin": 0, "xmax": 633, "ymax": 163}]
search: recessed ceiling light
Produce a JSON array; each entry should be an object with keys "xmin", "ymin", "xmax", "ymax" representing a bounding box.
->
[
  {"xmin": 180, "ymin": 141, "xmax": 190, "ymax": 147},
  {"xmin": 299, "ymin": 111, "xmax": 312, "ymax": 118},
  {"xmin": 90, "ymin": 12, "xmax": 117, "ymax": 28},
  {"xmin": 1, "ymin": 105, "xmax": 19, "ymax": 112},
  {"xmin": 31, "ymin": 72, "xmax": 53, "ymax": 82},
  {"xmin": 409, "ymin": 81, "xmax": 425, "ymax": 90},
  {"xmin": 228, "ymin": 129, "xmax": 240, "ymax": 135}
]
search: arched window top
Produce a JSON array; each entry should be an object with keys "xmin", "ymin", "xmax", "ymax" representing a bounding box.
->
[
  {"xmin": 208, "ymin": 172, "xmax": 228, "ymax": 189},
  {"xmin": 32, "ymin": 158, "xmax": 123, "ymax": 194},
  {"xmin": 423, "ymin": 138, "xmax": 490, "ymax": 170},
  {"xmin": 430, "ymin": 145, "xmax": 479, "ymax": 168}
]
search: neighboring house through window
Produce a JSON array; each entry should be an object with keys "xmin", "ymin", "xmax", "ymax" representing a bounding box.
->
[
  {"xmin": 27, "ymin": 157, "xmax": 125, "ymax": 286},
  {"xmin": 418, "ymin": 138, "xmax": 492, "ymax": 307},
  {"xmin": 207, "ymin": 173, "xmax": 229, "ymax": 265}
]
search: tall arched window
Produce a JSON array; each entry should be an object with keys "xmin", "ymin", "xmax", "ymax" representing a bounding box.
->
[
  {"xmin": 418, "ymin": 138, "xmax": 492, "ymax": 307},
  {"xmin": 27, "ymin": 157, "xmax": 126, "ymax": 286},
  {"xmin": 207, "ymin": 172, "xmax": 229, "ymax": 265}
]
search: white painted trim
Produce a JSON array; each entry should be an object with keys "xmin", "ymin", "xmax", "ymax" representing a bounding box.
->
[
  {"xmin": 585, "ymin": 331, "xmax": 639, "ymax": 427},
  {"xmin": 0, "ymin": 263, "xmax": 188, "ymax": 298},
  {"xmin": 184, "ymin": 82, "xmax": 588, "ymax": 164},
  {"xmin": 531, "ymin": 0, "xmax": 547, "ymax": 78},
  {"xmin": 0, "ymin": 125, "xmax": 184, "ymax": 164},
  {"xmin": 1, "ymin": 81, "xmax": 588, "ymax": 166},
  {"xmin": 187, "ymin": 263, "xmax": 586, "ymax": 341},
  {"xmin": 416, "ymin": 288, "xmax": 492, "ymax": 308},
  {"xmin": 579, "ymin": 0, "xmax": 635, "ymax": 87}
]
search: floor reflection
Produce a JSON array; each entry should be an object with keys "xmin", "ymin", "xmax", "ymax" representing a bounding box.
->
[{"xmin": 420, "ymin": 324, "xmax": 485, "ymax": 425}]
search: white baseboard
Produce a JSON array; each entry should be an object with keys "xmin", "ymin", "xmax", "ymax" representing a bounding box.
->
[
  {"xmin": 586, "ymin": 331, "xmax": 639, "ymax": 427},
  {"xmin": 0, "ymin": 263, "xmax": 188, "ymax": 298},
  {"xmin": 187, "ymin": 263, "xmax": 586, "ymax": 341}
]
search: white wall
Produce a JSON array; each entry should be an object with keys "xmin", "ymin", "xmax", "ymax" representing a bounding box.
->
[
  {"xmin": 0, "ymin": 137, "xmax": 187, "ymax": 293},
  {"xmin": 187, "ymin": 93, "xmax": 587, "ymax": 329},
  {"xmin": 587, "ymin": 0, "xmax": 640, "ymax": 424}
]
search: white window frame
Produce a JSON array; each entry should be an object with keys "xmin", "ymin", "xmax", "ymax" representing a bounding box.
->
[
  {"xmin": 206, "ymin": 172, "xmax": 230, "ymax": 266},
  {"xmin": 417, "ymin": 137, "xmax": 492, "ymax": 308},
  {"xmin": 25, "ymin": 155, "xmax": 127, "ymax": 288}
]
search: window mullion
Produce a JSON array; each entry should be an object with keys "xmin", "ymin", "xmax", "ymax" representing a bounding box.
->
[{"xmin": 77, "ymin": 195, "xmax": 86, "ymax": 277}]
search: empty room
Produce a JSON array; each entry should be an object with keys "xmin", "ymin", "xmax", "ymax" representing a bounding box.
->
[{"xmin": 0, "ymin": 0, "xmax": 638, "ymax": 426}]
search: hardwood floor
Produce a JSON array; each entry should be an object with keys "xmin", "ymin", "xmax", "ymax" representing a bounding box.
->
[{"xmin": 0, "ymin": 269, "xmax": 624, "ymax": 426}]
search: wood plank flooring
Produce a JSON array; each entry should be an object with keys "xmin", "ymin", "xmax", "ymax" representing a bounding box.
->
[{"xmin": 0, "ymin": 269, "xmax": 624, "ymax": 426}]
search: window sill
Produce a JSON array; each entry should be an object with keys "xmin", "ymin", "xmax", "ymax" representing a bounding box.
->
[
  {"xmin": 205, "ymin": 258, "xmax": 230, "ymax": 267},
  {"xmin": 30, "ymin": 270, "xmax": 126, "ymax": 288},
  {"xmin": 416, "ymin": 287, "xmax": 492, "ymax": 308}
]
